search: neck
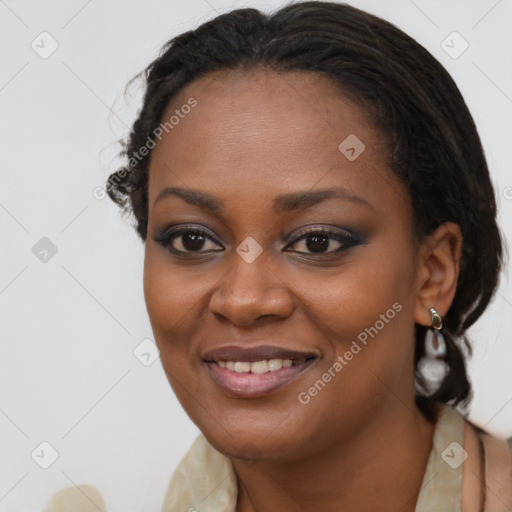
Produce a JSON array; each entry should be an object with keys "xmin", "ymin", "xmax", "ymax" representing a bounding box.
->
[{"xmin": 234, "ymin": 401, "xmax": 437, "ymax": 512}]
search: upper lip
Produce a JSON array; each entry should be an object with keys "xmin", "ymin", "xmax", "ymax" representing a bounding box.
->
[{"xmin": 202, "ymin": 345, "xmax": 318, "ymax": 363}]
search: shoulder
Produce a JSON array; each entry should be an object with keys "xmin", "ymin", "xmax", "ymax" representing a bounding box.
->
[
  {"xmin": 463, "ymin": 417, "xmax": 512, "ymax": 508},
  {"xmin": 43, "ymin": 484, "xmax": 106, "ymax": 512},
  {"xmin": 463, "ymin": 413, "xmax": 512, "ymax": 465},
  {"xmin": 469, "ymin": 418, "xmax": 512, "ymax": 461}
]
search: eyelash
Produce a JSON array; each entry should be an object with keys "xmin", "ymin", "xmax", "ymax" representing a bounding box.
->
[
  {"xmin": 153, "ymin": 224, "xmax": 362, "ymax": 257},
  {"xmin": 153, "ymin": 225, "xmax": 223, "ymax": 255},
  {"xmin": 287, "ymin": 226, "xmax": 361, "ymax": 255}
]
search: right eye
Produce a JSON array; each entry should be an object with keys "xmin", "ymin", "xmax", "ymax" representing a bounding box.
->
[{"xmin": 153, "ymin": 226, "xmax": 224, "ymax": 254}]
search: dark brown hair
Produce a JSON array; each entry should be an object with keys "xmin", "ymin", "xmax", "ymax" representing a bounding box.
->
[{"xmin": 106, "ymin": 1, "xmax": 503, "ymax": 421}]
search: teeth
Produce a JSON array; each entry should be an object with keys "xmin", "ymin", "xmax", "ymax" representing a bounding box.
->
[
  {"xmin": 268, "ymin": 359, "xmax": 282, "ymax": 371},
  {"xmin": 217, "ymin": 358, "xmax": 294, "ymax": 373},
  {"xmin": 234, "ymin": 362, "xmax": 251, "ymax": 373},
  {"xmin": 251, "ymin": 360, "xmax": 269, "ymax": 373}
]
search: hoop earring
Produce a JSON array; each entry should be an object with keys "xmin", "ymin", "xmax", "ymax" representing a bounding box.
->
[{"xmin": 429, "ymin": 307, "xmax": 443, "ymax": 331}]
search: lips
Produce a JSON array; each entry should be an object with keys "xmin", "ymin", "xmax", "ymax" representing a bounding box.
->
[{"xmin": 202, "ymin": 344, "xmax": 318, "ymax": 398}]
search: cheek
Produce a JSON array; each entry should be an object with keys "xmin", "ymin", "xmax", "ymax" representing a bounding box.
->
[
  {"xmin": 142, "ymin": 253, "xmax": 209, "ymax": 407},
  {"xmin": 284, "ymin": 254, "xmax": 417, "ymax": 438},
  {"xmin": 288, "ymin": 243, "xmax": 418, "ymax": 402},
  {"xmin": 142, "ymin": 249, "xmax": 226, "ymax": 369},
  {"xmin": 143, "ymin": 252, "xmax": 202, "ymax": 349},
  {"xmin": 291, "ymin": 249, "xmax": 416, "ymax": 348}
]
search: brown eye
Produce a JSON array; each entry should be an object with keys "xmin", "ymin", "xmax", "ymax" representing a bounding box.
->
[
  {"xmin": 285, "ymin": 227, "xmax": 362, "ymax": 255},
  {"xmin": 175, "ymin": 232, "xmax": 210, "ymax": 252},
  {"xmin": 297, "ymin": 233, "xmax": 340, "ymax": 253},
  {"xmin": 154, "ymin": 226, "xmax": 224, "ymax": 254}
]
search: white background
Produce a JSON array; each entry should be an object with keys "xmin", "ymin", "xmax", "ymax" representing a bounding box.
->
[{"xmin": 0, "ymin": 0, "xmax": 511, "ymax": 510}]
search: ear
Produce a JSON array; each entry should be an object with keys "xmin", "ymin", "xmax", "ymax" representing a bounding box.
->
[{"xmin": 414, "ymin": 222, "xmax": 462, "ymax": 327}]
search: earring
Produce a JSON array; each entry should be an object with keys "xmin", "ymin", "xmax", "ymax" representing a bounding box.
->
[
  {"xmin": 417, "ymin": 309, "xmax": 448, "ymax": 395},
  {"xmin": 418, "ymin": 329, "xmax": 448, "ymax": 394},
  {"xmin": 429, "ymin": 307, "xmax": 443, "ymax": 331}
]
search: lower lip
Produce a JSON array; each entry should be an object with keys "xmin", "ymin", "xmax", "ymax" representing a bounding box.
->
[{"xmin": 204, "ymin": 360, "xmax": 316, "ymax": 398}]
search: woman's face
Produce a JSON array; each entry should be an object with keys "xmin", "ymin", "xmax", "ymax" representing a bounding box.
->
[{"xmin": 144, "ymin": 69, "xmax": 426, "ymax": 460}]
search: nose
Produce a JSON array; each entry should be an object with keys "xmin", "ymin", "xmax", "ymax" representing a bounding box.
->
[{"xmin": 209, "ymin": 250, "xmax": 294, "ymax": 327}]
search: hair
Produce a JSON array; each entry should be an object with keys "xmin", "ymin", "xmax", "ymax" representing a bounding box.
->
[{"xmin": 106, "ymin": 1, "xmax": 503, "ymax": 421}]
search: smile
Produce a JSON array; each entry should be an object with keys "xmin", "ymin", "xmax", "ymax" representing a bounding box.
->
[{"xmin": 202, "ymin": 345, "xmax": 318, "ymax": 398}]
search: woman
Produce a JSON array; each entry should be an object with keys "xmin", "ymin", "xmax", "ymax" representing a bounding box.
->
[{"xmin": 45, "ymin": 1, "xmax": 511, "ymax": 510}]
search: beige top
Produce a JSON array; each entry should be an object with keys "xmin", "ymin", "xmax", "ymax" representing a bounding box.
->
[{"xmin": 44, "ymin": 404, "xmax": 512, "ymax": 511}]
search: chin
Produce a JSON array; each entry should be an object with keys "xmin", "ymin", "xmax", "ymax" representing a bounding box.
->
[{"xmin": 196, "ymin": 411, "xmax": 309, "ymax": 464}]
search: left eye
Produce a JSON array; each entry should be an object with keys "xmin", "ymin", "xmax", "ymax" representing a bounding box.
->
[{"xmin": 285, "ymin": 228, "xmax": 358, "ymax": 254}]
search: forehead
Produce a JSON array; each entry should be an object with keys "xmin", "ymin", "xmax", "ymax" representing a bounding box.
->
[{"xmin": 147, "ymin": 68, "xmax": 407, "ymax": 216}]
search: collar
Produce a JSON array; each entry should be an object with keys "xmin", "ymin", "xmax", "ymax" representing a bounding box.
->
[{"xmin": 162, "ymin": 404, "xmax": 464, "ymax": 511}]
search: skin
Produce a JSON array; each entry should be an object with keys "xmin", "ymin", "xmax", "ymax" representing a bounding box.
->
[{"xmin": 143, "ymin": 68, "xmax": 462, "ymax": 511}]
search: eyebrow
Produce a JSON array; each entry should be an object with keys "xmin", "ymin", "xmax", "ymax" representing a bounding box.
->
[
  {"xmin": 154, "ymin": 186, "xmax": 222, "ymax": 212},
  {"xmin": 153, "ymin": 186, "xmax": 372, "ymax": 214},
  {"xmin": 273, "ymin": 187, "xmax": 371, "ymax": 212}
]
